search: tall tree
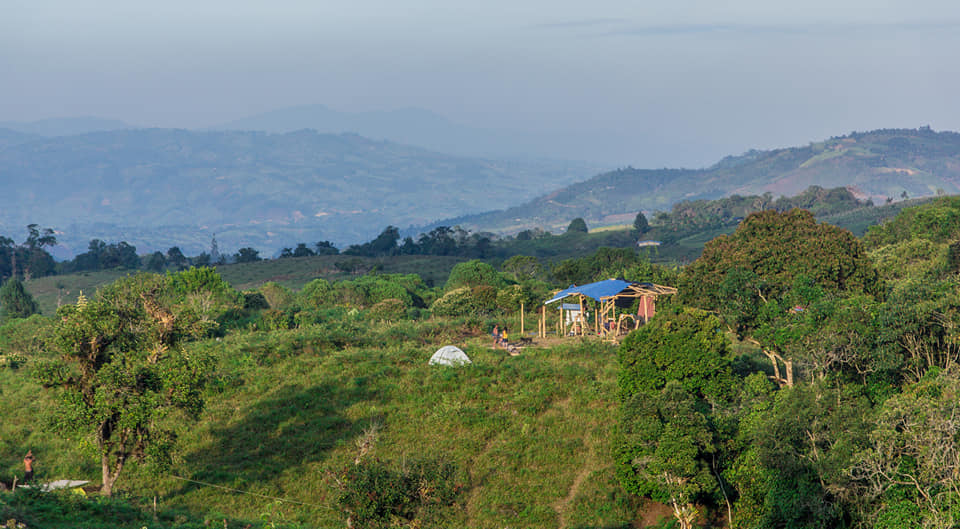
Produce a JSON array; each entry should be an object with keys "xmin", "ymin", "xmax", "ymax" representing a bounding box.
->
[
  {"xmin": 35, "ymin": 273, "xmax": 217, "ymax": 495},
  {"xmin": 617, "ymin": 307, "xmax": 735, "ymax": 529},
  {"xmin": 633, "ymin": 211, "xmax": 650, "ymax": 234},
  {"xmin": 566, "ymin": 217, "xmax": 589, "ymax": 233}
]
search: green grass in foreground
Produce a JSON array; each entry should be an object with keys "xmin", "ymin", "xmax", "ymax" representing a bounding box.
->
[{"xmin": 0, "ymin": 318, "xmax": 642, "ymax": 528}]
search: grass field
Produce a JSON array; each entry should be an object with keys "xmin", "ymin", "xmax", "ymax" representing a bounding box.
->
[{"xmin": 0, "ymin": 317, "xmax": 646, "ymax": 528}]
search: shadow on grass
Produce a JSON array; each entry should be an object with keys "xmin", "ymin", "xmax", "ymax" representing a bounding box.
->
[
  {"xmin": 571, "ymin": 526, "xmax": 635, "ymax": 529},
  {"xmin": 175, "ymin": 381, "xmax": 375, "ymax": 494}
]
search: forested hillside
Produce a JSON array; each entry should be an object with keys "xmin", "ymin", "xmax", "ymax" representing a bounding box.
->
[{"xmin": 439, "ymin": 127, "xmax": 960, "ymax": 234}]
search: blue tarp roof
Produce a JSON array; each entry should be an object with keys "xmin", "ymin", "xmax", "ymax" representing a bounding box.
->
[{"xmin": 544, "ymin": 279, "xmax": 633, "ymax": 305}]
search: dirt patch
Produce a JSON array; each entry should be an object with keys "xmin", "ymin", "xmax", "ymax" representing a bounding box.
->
[{"xmin": 638, "ymin": 499, "xmax": 675, "ymax": 527}]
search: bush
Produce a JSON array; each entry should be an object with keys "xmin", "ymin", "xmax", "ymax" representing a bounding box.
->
[
  {"xmin": 368, "ymin": 298, "xmax": 407, "ymax": 320},
  {"xmin": 242, "ymin": 291, "xmax": 270, "ymax": 310},
  {"xmin": 258, "ymin": 309, "xmax": 293, "ymax": 331},
  {"xmin": 431, "ymin": 286, "xmax": 499, "ymax": 317},
  {"xmin": 258, "ymin": 282, "xmax": 295, "ymax": 309},
  {"xmin": 445, "ymin": 260, "xmax": 504, "ymax": 290},
  {"xmin": 299, "ymin": 278, "xmax": 333, "ymax": 309},
  {"xmin": 334, "ymin": 458, "xmax": 461, "ymax": 529}
]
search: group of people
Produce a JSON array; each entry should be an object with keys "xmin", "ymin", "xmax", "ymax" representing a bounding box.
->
[
  {"xmin": 492, "ymin": 324, "xmax": 523, "ymax": 355},
  {"xmin": 491, "ymin": 324, "xmax": 509, "ymax": 348}
]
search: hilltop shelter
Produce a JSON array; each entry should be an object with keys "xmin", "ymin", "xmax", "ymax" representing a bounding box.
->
[{"xmin": 540, "ymin": 279, "xmax": 677, "ymax": 341}]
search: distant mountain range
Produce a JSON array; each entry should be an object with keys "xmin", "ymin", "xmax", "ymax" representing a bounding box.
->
[
  {"xmin": 2, "ymin": 124, "xmax": 958, "ymax": 259},
  {"xmin": 0, "ymin": 128, "xmax": 599, "ymax": 256},
  {"xmin": 429, "ymin": 128, "xmax": 960, "ymax": 234},
  {"xmin": 0, "ymin": 116, "xmax": 133, "ymax": 137},
  {"xmin": 212, "ymin": 104, "xmax": 632, "ymax": 163}
]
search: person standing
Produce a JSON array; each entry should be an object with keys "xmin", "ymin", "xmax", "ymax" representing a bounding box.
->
[{"xmin": 23, "ymin": 450, "xmax": 35, "ymax": 483}]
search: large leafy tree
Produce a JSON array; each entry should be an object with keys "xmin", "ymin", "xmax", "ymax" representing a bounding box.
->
[
  {"xmin": 681, "ymin": 209, "xmax": 879, "ymax": 310},
  {"xmin": 35, "ymin": 272, "xmax": 221, "ymax": 495},
  {"xmin": 681, "ymin": 209, "xmax": 880, "ymax": 385},
  {"xmin": 848, "ymin": 369, "xmax": 960, "ymax": 528},
  {"xmin": 617, "ymin": 307, "xmax": 735, "ymax": 528}
]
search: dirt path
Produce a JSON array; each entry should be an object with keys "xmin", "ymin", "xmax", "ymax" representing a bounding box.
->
[
  {"xmin": 552, "ymin": 439, "xmax": 598, "ymax": 529},
  {"xmin": 465, "ymin": 434, "xmax": 501, "ymax": 521}
]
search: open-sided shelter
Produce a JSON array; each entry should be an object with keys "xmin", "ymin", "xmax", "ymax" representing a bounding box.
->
[{"xmin": 540, "ymin": 279, "xmax": 677, "ymax": 341}]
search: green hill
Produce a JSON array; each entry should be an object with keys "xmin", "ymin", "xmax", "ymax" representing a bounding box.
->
[{"xmin": 435, "ymin": 128, "xmax": 960, "ymax": 234}]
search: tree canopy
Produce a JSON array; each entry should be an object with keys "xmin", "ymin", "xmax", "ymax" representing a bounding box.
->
[{"xmin": 35, "ymin": 271, "xmax": 231, "ymax": 495}]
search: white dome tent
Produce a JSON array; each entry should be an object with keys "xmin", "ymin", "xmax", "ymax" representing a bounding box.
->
[{"xmin": 429, "ymin": 345, "xmax": 472, "ymax": 366}]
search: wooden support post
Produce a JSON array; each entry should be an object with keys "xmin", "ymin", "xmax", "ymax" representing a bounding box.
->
[
  {"xmin": 520, "ymin": 302, "xmax": 525, "ymax": 335},
  {"xmin": 594, "ymin": 300, "xmax": 599, "ymax": 336},
  {"xmin": 578, "ymin": 296, "xmax": 585, "ymax": 336}
]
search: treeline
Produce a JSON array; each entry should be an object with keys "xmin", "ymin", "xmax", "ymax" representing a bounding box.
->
[
  {"xmin": 649, "ymin": 185, "xmax": 868, "ymax": 237},
  {"xmin": 0, "ymin": 226, "xmax": 339, "ymax": 282}
]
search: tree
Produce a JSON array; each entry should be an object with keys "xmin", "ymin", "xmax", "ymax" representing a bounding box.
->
[
  {"xmin": 848, "ymin": 369, "xmax": 960, "ymax": 528},
  {"xmin": 314, "ymin": 240, "xmax": 339, "ymax": 255},
  {"xmin": 445, "ymin": 260, "xmax": 504, "ymax": 290},
  {"xmin": 501, "ymin": 255, "xmax": 543, "ymax": 282},
  {"xmin": 234, "ymin": 247, "xmax": 261, "ymax": 263},
  {"xmin": 633, "ymin": 211, "xmax": 650, "ymax": 234},
  {"xmin": 566, "ymin": 217, "xmax": 589, "ymax": 234},
  {"xmin": 680, "ymin": 209, "xmax": 880, "ymax": 385},
  {"xmin": 617, "ymin": 307, "xmax": 735, "ymax": 529},
  {"xmin": 19, "ymin": 224, "xmax": 57, "ymax": 279},
  {"xmin": 166, "ymin": 246, "xmax": 188, "ymax": 270},
  {"xmin": 293, "ymin": 243, "xmax": 315, "ymax": 257},
  {"xmin": 345, "ymin": 226, "xmax": 400, "ymax": 257},
  {"xmin": 35, "ymin": 273, "xmax": 215, "ymax": 495},
  {"xmin": 0, "ymin": 278, "xmax": 39, "ymax": 320}
]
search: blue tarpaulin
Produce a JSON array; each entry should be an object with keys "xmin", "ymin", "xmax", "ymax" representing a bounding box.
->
[{"xmin": 544, "ymin": 279, "xmax": 634, "ymax": 305}]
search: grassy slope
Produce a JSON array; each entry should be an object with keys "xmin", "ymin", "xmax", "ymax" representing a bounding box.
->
[{"xmin": 0, "ymin": 319, "xmax": 641, "ymax": 528}]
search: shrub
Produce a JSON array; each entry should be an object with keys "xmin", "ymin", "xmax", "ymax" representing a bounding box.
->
[
  {"xmin": 258, "ymin": 282, "xmax": 295, "ymax": 309},
  {"xmin": 299, "ymin": 278, "xmax": 333, "ymax": 309},
  {"xmin": 334, "ymin": 458, "xmax": 461, "ymax": 529},
  {"xmin": 369, "ymin": 298, "xmax": 407, "ymax": 320},
  {"xmin": 242, "ymin": 291, "xmax": 270, "ymax": 310},
  {"xmin": 259, "ymin": 309, "xmax": 293, "ymax": 331},
  {"xmin": 445, "ymin": 260, "xmax": 504, "ymax": 290}
]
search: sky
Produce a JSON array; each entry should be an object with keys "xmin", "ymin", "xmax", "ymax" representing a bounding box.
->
[{"xmin": 4, "ymin": 0, "xmax": 960, "ymax": 167}]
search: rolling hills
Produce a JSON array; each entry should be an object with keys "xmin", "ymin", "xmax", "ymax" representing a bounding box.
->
[
  {"xmin": 0, "ymin": 128, "xmax": 599, "ymax": 256},
  {"xmin": 433, "ymin": 127, "xmax": 960, "ymax": 234}
]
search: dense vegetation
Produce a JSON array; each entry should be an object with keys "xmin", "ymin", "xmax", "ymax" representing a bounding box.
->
[{"xmin": 0, "ymin": 196, "xmax": 958, "ymax": 528}]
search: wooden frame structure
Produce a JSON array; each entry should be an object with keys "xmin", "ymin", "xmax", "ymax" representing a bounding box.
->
[
  {"xmin": 538, "ymin": 279, "xmax": 677, "ymax": 342},
  {"xmin": 596, "ymin": 283, "xmax": 676, "ymax": 341}
]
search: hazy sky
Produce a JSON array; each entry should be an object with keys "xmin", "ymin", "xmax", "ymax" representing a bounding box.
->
[{"xmin": 4, "ymin": 0, "xmax": 960, "ymax": 166}]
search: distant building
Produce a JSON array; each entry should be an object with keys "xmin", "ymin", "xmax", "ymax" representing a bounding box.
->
[{"xmin": 637, "ymin": 240, "xmax": 661, "ymax": 247}]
